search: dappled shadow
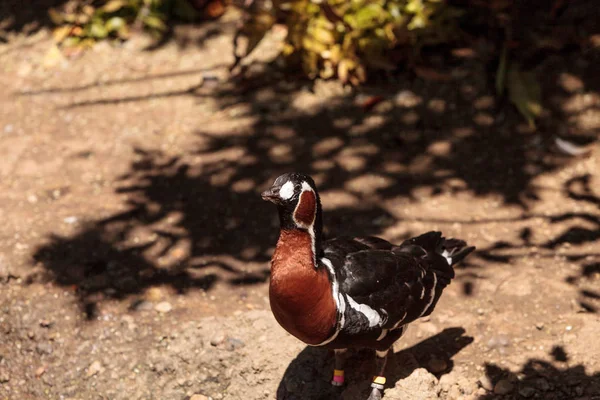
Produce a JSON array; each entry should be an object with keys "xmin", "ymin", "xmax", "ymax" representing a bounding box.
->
[
  {"xmin": 276, "ymin": 327, "xmax": 473, "ymax": 400},
  {"xmin": 477, "ymin": 347, "xmax": 600, "ymax": 399},
  {"xmin": 0, "ymin": 0, "xmax": 67, "ymax": 36},
  {"xmin": 0, "ymin": 0, "xmax": 227, "ymax": 38},
  {"xmin": 28, "ymin": 0, "xmax": 600, "ymax": 315},
  {"xmin": 466, "ymin": 172, "xmax": 600, "ymax": 312}
]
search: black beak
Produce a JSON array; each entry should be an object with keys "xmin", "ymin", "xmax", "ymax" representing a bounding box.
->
[{"xmin": 261, "ymin": 187, "xmax": 281, "ymax": 203}]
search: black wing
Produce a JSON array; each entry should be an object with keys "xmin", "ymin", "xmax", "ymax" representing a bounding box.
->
[{"xmin": 323, "ymin": 232, "xmax": 473, "ymax": 329}]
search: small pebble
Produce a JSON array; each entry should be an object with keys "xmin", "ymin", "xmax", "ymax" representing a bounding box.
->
[
  {"xmin": 537, "ymin": 378, "xmax": 550, "ymax": 391},
  {"xmin": 132, "ymin": 300, "xmax": 153, "ymax": 311},
  {"xmin": 190, "ymin": 394, "xmax": 209, "ymax": 400},
  {"xmin": 210, "ymin": 334, "xmax": 225, "ymax": 346},
  {"xmin": 155, "ymin": 301, "xmax": 172, "ymax": 313},
  {"xmin": 494, "ymin": 379, "xmax": 514, "ymax": 394},
  {"xmin": 35, "ymin": 343, "xmax": 52, "ymax": 355},
  {"xmin": 39, "ymin": 320, "xmax": 53, "ymax": 328},
  {"xmin": 427, "ymin": 358, "xmax": 448, "ymax": 374},
  {"xmin": 518, "ymin": 386, "xmax": 536, "ymax": 398},
  {"xmin": 35, "ymin": 366, "xmax": 46, "ymax": 377},
  {"xmin": 0, "ymin": 369, "xmax": 9, "ymax": 383},
  {"xmin": 86, "ymin": 361, "xmax": 102, "ymax": 378},
  {"xmin": 225, "ymin": 337, "xmax": 245, "ymax": 351},
  {"xmin": 478, "ymin": 375, "xmax": 494, "ymax": 391},
  {"xmin": 63, "ymin": 216, "xmax": 78, "ymax": 224},
  {"xmin": 535, "ymin": 322, "xmax": 544, "ymax": 330}
]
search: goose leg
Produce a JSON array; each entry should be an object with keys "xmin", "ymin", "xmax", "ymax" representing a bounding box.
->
[
  {"xmin": 331, "ymin": 349, "xmax": 348, "ymax": 386},
  {"xmin": 366, "ymin": 349, "xmax": 389, "ymax": 400}
]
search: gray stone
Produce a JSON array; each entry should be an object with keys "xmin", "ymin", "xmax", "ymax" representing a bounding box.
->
[
  {"xmin": 494, "ymin": 379, "xmax": 514, "ymax": 395},
  {"xmin": 518, "ymin": 386, "xmax": 536, "ymax": 398}
]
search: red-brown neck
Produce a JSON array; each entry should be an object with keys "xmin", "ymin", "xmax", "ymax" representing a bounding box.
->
[{"xmin": 269, "ymin": 229, "xmax": 336, "ymax": 345}]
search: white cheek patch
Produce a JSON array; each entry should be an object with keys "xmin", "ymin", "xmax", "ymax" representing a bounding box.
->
[{"xmin": 279, "ymin": 181, "xmax": 294, "ymax": 200}]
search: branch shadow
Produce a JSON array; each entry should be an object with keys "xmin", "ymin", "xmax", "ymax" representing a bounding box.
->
[
  {"xmin": 26, "ymin": 0, "xmax": 599, "ymax": 316},
  {"xmin": 465, "ymin": 170, "xmax": 600, "ymax": 312},
  {"xmin": 275, "ymin": 327, "xmax": 473, "ymax": 400},
  {"xmin": 477, "ymin": 346, "xmax": 600, "ymax": 399}
]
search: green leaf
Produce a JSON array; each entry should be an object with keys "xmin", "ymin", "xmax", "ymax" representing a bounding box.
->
[
  {"xmin": 105, "ymin": 17, "xmax": 126, "ymax": 33},
  {"xmin": 62, "ymin": 36, "xmax": 81, "ymax": 48},
  {"xmin": 495, "ymin": 44, "xmax": 508, "ymax": 95},
  {"xmin": 89, "ymin": 21, "xmax": 109, "ymax": 38},
  {"xmin": 507, "ymin": 63, "xmax": 542, "ymax": 128},
  {"xmin": 144, "ymin": 14, "xmax": 167, "ymax": 31},
  {"xmin": 353, "ymin": 3, "xmax": 386, "ymax": 30}
]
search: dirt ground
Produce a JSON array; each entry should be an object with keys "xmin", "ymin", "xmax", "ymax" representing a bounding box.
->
[{"xmin": 1, "ymin": 6, "xmax": 600, "ymax": 400}]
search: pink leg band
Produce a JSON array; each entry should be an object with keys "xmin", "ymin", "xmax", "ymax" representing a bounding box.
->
[{"xmin": 333, "ymin": 375, "xmax": 345, "ymax": 384}]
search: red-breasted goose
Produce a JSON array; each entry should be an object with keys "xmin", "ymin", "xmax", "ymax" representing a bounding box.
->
[{"xmin": 262, "ymin": 172, "xmax": 475, "ymax": 400}]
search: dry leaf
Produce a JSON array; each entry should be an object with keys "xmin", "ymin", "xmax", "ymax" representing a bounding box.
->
[
  {"xmin": 414, "ymin": 66, "xmax": 452, "ymax": 82},
  {"xmin": 52, "ymin": 26, "xmax": 72, "ymax": 43}
]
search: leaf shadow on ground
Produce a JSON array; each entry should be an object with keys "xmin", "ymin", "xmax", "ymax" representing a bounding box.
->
[
  {"xmin": 472, "ymin": 172, "xmax": 600, "ymax": 313},
  {"xmin": 477, "ymin": 346, "xmax": 600, "ymax": 399},
  {"xmin": 29, "ymin": 10, "xmax": 600, "ymax": 318},
  {"xmin": 276, "ymin": 327, "xmax": 473, "ymax": 400}
]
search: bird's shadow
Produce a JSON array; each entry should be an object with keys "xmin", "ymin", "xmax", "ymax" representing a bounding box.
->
[{"xmin": 276, "ymin": 327, "xmax": 473, "ymax": 400}]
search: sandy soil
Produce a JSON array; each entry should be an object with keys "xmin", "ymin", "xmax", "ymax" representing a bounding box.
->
[{"xmin": 0, "ymin": 6, "xmax": 599, "ymax": 400}]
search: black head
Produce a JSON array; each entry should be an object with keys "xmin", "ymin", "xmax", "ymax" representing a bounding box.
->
[
  {"xmin": 261, "ymin": 173, "xmax": 317, "ymax": 205},
  {"xmin": 261, "ymin": 173, "xmax": 322, "ymax": 233}
]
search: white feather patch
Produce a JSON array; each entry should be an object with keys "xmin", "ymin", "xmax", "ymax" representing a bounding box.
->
[
  {"xmin": 312, "ymin": 257, "xmax": 345, "ymax": 347},
  {"xmin": 419, "ymin": 272, "xmax": 437, "ymax": 317},
  {"xmin": 441, "ymin": 250, "xmax": 452, "ymax": 265},
  {"xmin": 376, "ymin": 349, "xmax": 389, "ymax": 358},
  {"xmin": 279, "ymin": 181, "xmax": 294, "ymax": 200},
  {"xmin": 301, "ymin": 181, "xmax": 313, "ymax": 192},
  {"xmin": 347, "ymin": 295, "xmax": 381, "ymax": 328}
]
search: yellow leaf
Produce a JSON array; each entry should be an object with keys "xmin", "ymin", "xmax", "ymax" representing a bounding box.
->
[
  {"xmin": 338, "ymin": 58, "xmax": 353, "ymax": 83},
  {"xmin": 106, "ymin": 17, "xmax": 126, "ymax": 32},
  {"xmin": 52, "ymin": 26, "xmax": 72, "ymax": 43},
  {"xmin": 83, "ymin": 5, "xmax": 95, "ymax": 16},
  {"xmin": 144, "ymin": 15, "xmax": 167, "ymax": 31},
  {"xmin": 320, "ymin": 61, "xmax": 335, "ymax": 79},
  {"xmin": 103, "ymin": 0, "xmax": 127, "ymax": 13}
]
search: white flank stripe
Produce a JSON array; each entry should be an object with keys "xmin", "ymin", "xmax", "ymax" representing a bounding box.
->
[
  {"xmin": 376, "ymin": 349, "xmax": 389, "ymax": 358},
  {"xmin": 312, "ymin": 257, "xmax": 345, "ymax": 347},
  {"xmin": 347, "ymin": 295, "xmax": 381, "ymax": 328},
  {"xmin": 377, "ymin": 328, "xmax": 388, "ymax": 341},
  {"xmin": 419, "ymin": 272, "xmax": 437, "ymax": 317},
  {"xmin": 391, "ymin": 311, "xmax": 407, "ymax": 330},
  {"xmin": 441, "ymin": 250, "xmax": 452, "ymax": 265}
]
